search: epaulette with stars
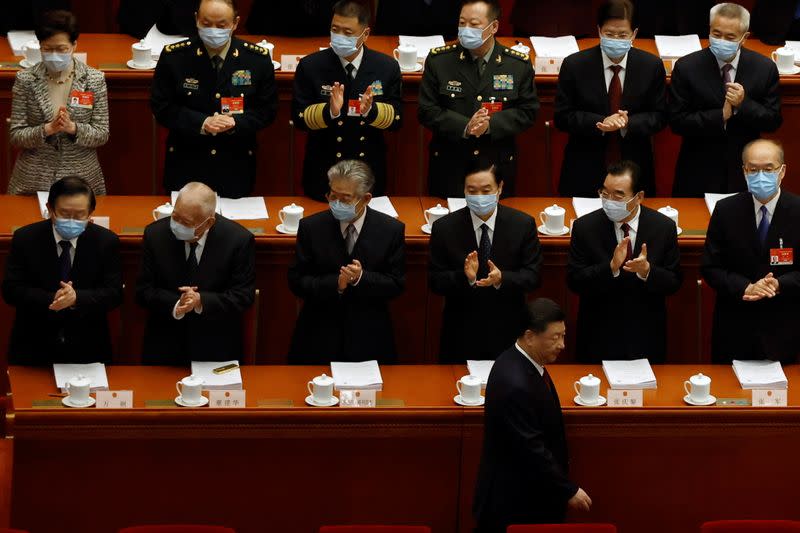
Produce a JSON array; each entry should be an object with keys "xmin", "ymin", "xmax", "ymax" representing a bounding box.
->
[
  {"xmin": 241, "ymin": 41, "xmax": 271, "ymax": 56},
  {"xmin": 429, "ymin": 44, "xmax": 458, "ymax": 56},
  {"xmin": 503, "ymin": 47, "xmax": 530, "ymax": 62},
  {"xmin": 163, "ymin": 39, "xmax": 192, "ymax": 53}
]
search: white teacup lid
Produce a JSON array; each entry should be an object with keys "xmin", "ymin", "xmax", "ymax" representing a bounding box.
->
[
  {"xmin": 181, "ymin": 375, "xmax": 204, "ymax": 386},
  {"xmin": 461, "ymin": 374, "xmax": 482, "ymax": 385},
  {"xmin": 690, "ymin": 372, "xmax": 711, "ymax": 385},
  {"xmin": 658, "ymin": 205, "xmax": 678, "ymax": 214},
  {"xmin": 579, "ymin": 373, "xmax": 601, "ymax": 386},
  {"xmin": 428, "ymin": 203, "xmax": 449, "ymax": 215},
  {"xmin": 68, "ymin": 374, "xmax": 91, "ymax": 387},
  {"xmin": 545, "ymin": 204, "xmax": 565, "ymax": 215},
  {"xmin": 282, "ymin": 203, "xmax": 304, "ymax": 214},
  {"xmin": 155, "ymin": 202, "xmax": 173, "ymax": 211},
  {"xmin": 313, "ymin": 373, "xmax": 334, "ymax": 386}
]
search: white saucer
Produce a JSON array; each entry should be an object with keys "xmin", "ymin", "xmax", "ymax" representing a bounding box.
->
[
  {"xmin": 126, "ymin": 59, "xmax": 157, "ymax": 70},
  {"xmin": 20, "ymin": 59, "xmax": 38, "ymax": 68},
  {"xmin": 538, "ymin": 224, "xmax": 569, "ymax": 236},
  {"xmin": 400, "ymin": 63, "xmax": 423, "ymax": 73},
  {"xmin": 676, "ymin": 227, "xmax": 683, "ymax": 236},
  {"xmin": 454, "ymin": 394, "xmax": 485, "ymax": 407},
  {"xmin": 175, "ymin": 395, "xmax": 209, "ymax": 407},
  {"xmin": 421, "ymin": 223, "xmax": 432, "ymax": 235},
  {"xmin": 684, "ymin": 394, "xmax": 716, "ymax": 406},
  {"xmin": 778, "ymin": 65, "xmax": 800, "ymax": 75},
  {"xmin": 574, "ymin": 395, "xmax": 606, "ymax": 407},
  {"xmin": 272, "ymin": 60, "xmax": 281, "ymax": 70},
  {"xmin": 62, "ymin": 395, "xmax": 95, "ymax": 408},
  {"xmin": 276, "ymin": 224, "xmax": 297, "ymax": 235},
  {"xmin": 305, "ymin": 395, "xmax": 339, "ymax": 407}
]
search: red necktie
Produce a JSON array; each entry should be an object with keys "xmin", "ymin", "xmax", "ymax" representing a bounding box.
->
[
  {"xmin": 620, "ymin": 222, "xmax": 633, "ymax": 263},
  {"xmin": 605, "ymin": 64, "xmax": 623, "ymax": 166}
]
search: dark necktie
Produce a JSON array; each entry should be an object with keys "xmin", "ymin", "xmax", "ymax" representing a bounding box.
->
[
  {"xmin": 757, "ymin": 205, "xmax": 770, "ymax": 247},
  {"xmin": 722, "ymin": 63, "xmax": 733, "ymax": 85},
  {"xmin": 606, "ymin": 64, "xmax": 623, "ymax": 166},
  {"xmin": 476, "ymin": 57, "xmax": 486, "ymax": 78},
  {"xmin": 58, "ymin": 240, "xmax": 72, "ymax": 282},
  {"xmin": 211, "ymin": 55, "xmax": 223, "ymax": 73},
  {"xmin": 345, "ymin": 63, "xmax": 355, "ymax": 81},
  {"xmin": 344, "ymin": 224, "xmax": 357, "ymax": 256},
  {"xmin": 542, "ymin": 367, "xmax": 555, "ymax": 394},
  {"xmin": 187, "ymin": 242, "xmax": 199, "ymax": 283},
  {"xmin": 477, "ymin": 223, "xmax": 491, "ymax": 280},
  {"xmin": 620, "ymin": 223, "xmax": 634, "ymax": 263}
]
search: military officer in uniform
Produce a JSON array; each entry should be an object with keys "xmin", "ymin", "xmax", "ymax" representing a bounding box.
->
[
  {"xmin": 419, "ymin": 0, "xmax": 539, "ymax": 198},
  {"xmin": 292, "ymin": 0, "xmax": 402, "ymax": 201},
  {"xmin": 151, "ymin": 0, "xmax": 278, "ymax": 198}
]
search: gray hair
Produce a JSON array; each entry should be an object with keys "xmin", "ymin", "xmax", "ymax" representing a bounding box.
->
[
  {"xmin": 327, "ymin": 160, "xmax": 375, "ymax": 197},
  {"xmin": 177, "ymin": 182, "xmax": 217, "ymax": 218},
  {"xmin": 710, "ymin": 3, "xmax": 750, "ymax": 33},
  {"xmin": 742, "ymin": 139, "xmax": 785, "ymax": 165}
]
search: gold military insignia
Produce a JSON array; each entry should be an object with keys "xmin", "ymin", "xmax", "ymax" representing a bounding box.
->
[
  {"xmin": 448, "ymin": 80, "xmax": 461, "ymax": 87},
  {"xmin": 196, "ymin": 47, "xmax": 203, "ymax": 56},
  {"xmin": 503, "ymin": 47, "xmax": 530, "ymax": 62},
  {"xmin": 429, "ymin": 44, "xmax": 457, "ymax": 56},
  {"xmin": 496, "ymin": 54, "xmax": 502, "ymax": 64},
  {"xmin": 164, "ymin": 39, "xmax": 191, "ymax": 53},
  {"xmin": 243, "ymin": 42, "xmax": 269, "ymax": 56},
  {"xmin": 459, "ymin": 51, "xmax": 465, "ymax": 60},
  {"xmin": 233, "ymin": 48, "xmax": 239, "ymax": 58}
]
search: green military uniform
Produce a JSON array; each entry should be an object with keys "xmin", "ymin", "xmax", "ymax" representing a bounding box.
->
[{"xmin": 418, "ymin": 42, "xmax": 539, "ymax": 197}]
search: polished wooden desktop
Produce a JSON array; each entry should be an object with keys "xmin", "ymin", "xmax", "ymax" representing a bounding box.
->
[{"xmin": 6, "ymin": 364, "xmax": 800, "ymax": 533}]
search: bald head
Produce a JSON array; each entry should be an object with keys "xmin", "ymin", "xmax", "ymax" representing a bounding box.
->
[
  {"xmin": 172, "ymin": 182, "xmax": 217, "ymax": 241},
  {"xmin": 743, "ymin": 139, "xmax": 784, "ymax": 167}
]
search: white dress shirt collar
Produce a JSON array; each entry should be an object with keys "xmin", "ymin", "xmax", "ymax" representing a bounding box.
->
[
  {"xmin": 614, "ymin": 204, "xmax": 641, "ymax": 235},
  {"xmin": 185, "ymin": 229, "xmax": 210, "ymax": 260},
  {"xmin": 716, "ymin": 48, "xmax": 741, "ymax": 73},
  {"xmin": 602, "ymin": 49, "xmax": 629, "ymax": 71},
  {"xmin": 753, "ymin": 188, "xmax": 781, "ymax": 221},
  {"xmin": 515, "ymin": 342, "xmax": 545, "ymax": 376},
  {"xmin": 52, "ymin": 224, "xmax": 79, "ymax": 250},
  {"xmin": 339, "ymin": 46, "xmax": 365, "ymax": 74},
  {"xmin": 470, "ymin": 206, "xmax": 498, "ymax": 234},
  {"xmin": 340, "ymin": 205, "xmax": 368, "ymax": 237}
]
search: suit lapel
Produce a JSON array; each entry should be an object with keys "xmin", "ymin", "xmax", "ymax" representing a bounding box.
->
[
  {"xmin": 350, "ymin": 207, "xmax": 373, "ymax": 261},
  {"xmin": 765, "ymin": 192, "xmax": 789, "ymax": 251},
  {"xmin": 619, "ymin": 49, "xmax": 637, "ymax": 111},
  {"xmin": 217, "ymin": 39, "xmax": 243, "ymax": 91},
  {"xmin": 31, "ymin": 63, "xmax": 55, "ymax": 121},
  {"xmin": 455, "ymin": 45, "xmax": 480, "ymax": 92},
  {"xmin": 633, "ymin": 207, "xmax": 650, "ymax": 257},
  {"xmin": 475, "ymin": 44, "xmax": 502, "ymax": 94},
  {"xmin": 460, "ymin": 207, "xmax": 478, "ymax": 253},
  {"xmin": 702, "ymin": 48, "xmax": 727, "ymax": 105},
  {"xmin": 589, "ymin": 46, "xmax": 614, "ymax": 114}
]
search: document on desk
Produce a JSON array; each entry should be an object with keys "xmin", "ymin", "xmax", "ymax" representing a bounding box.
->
[
  {"xmin": 36, "ymin": 191, "xmax": 49, "ymax": 218},
  {"xmin": 191, "ymin": 360, "xmax": 243, "ymax": 390},
  {"xmin": 143, "ymin": 24, "xmax": 187, "ymax": 59},
  {"xmin": 368, "ymin": 196, "xmax": 399, "ymax": 218},
  {"xmin": 602, "ymin": 359, "xmax": 657, "ymax": 389},
  {"xmin": 53, "ymin": 363, "xmax": 109, "ymax": 393},
  {"xmin": 330, "ymin": 360, "xmax": 383, "ymax": 391},
  {"xmin": 7, "ymin": 31, "xmax": 36, "ymax": 56},
  {"xmin": 467, "ymin": 360, "xmax": 494, "ymax": 385},
  {"xmin": 399, "ymin": 35, "xmax": 445, "ymax": 58},
  {"xmin": 572, "ymin": 197, "xmax": 602, "ymax": 218},
  {"xmin": 530, "ymin": 36, "xmax": 579, "ymax": 58},
  {"xmin": 447, "ymin": 198, "xmax": 467, "ymax": 212},
  {"xmin": 732, "ymin": 360, "xmax": 788, "ymax": 390},
  {"xmin": 655, "ymin": 35, "xmax": 701, "ymax": 58},
  {"xmin": 218, "ymin": 197, "xmax": 269, "ymax": 220},
  {"xmin": 704, "ymin": 192, "xmax": 737, "ymax": 215}
]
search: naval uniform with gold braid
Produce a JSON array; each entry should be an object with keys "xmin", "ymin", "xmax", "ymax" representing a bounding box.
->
[
  {"xmin": 419, "ymin": 43, "xmax": 539, "ymax": 197},
  {"xmin": 292, "ymin": 46, "xmax": 402, "ymax": 201},
  {"xmin": 151, "ymin": 37, "xmax": 278, "ymax": 198}
]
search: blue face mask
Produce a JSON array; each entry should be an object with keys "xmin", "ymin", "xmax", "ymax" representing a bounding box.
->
[
  {"xmin": 709, "ymin": 36, "xmax": 741, "ymax": 62},
  {"xmin": 42, "ymin": 52, "xmax": 72, "ymax": 73},
  {"xmin": 600, "ymin": 37, "xmax": 632, "ymax": 59},
  {"xmin": 54, "ymin": 218, "xmax": 87, "ymax": 240},
  {"xmin": 170, "ymin": 217, "xmax": 200, "ymax": 242},
  {"xmin": 329, "ymin": 199, "xmax": 358, "ymax": 221},
  {"xmin": 458, "ymin": 24, "xmax": 491, "ymax": 50},
  {"xmin": 746, "ymin": 170, "xmax": 781, "ymax": 201},
  {"xmin": 601, "ymin": 197, "xmax": 635, "ymax": 223},
  {"xmin": 198, "ymin": 26, "xmax": 232, "ymax": 49},
  {"xmin": 330, "ymin": 30, "xmax": 364, "ymax": 58},
  {"xmin": 465, "ymin": 193, "xmax": 498, "ymax": 217}
]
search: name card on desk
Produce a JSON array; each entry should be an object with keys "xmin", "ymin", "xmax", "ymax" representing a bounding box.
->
[
  {"xmin": 753, "ymin": 389, "xmax": 787, "ymax": 407},
  {"xmin": 534, "ymin": 57, "xmax": 564, "ymax": 74},
  {"xmin": 607, "ymin": 389, "xmax": 643, "ymax": 407},
  {"xmin": 339, "ymin": 389, "xmax": 376, "ymax": 408},
  {"xmin": 280, "ymin": 54, "xmax": 305, "ymax": 72},
  {"xmin": 96, "ymin": 390, "xmax": 133, "ymax": 409},
  {"xmin": 209, "ymin": 390, "xmax": 246, "ymax": 408}
]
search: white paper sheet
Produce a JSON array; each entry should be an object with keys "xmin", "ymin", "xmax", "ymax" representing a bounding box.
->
[
  {"xmin": 218, "ymin": 197, "xmax": 269, "ymax": 220},
  {"xmin": 447, "ymin": 198, "xmax": 467, "ymax": 212},
  {"xmin": 399, "ymin": 35, "xmax": 446, "ymax": 58},
  {"xmin": 572, "ymin": 197, "xmax": 602, "ymax": 218},
  {"xmin": 142, "ymin": 24, "xmax": 187, "ymax": 59},
  {"xmin": 368, "ymin": 196, "xmax": 399, "ymax": 218},
  {"xmin": 190, "ymin": 360, "xmax": 243, "ymax": 390},
  {"xmin": 36, "ymin": 191, "xmax": 49, "ymax": 218},
  {"xmin": 53, "ymin": 363, "xmax": 109, "ymax": 393},
  {"xmin": 654, "ymin": 35, "xmax": 702, "ymax": 58},
  {"xmin": 732, "ymin": 360, "xmax": 788, "ymax": 390},
  {"xmin": 466, "ymin": 360, "xmax": 494, "ymax": 385},
  {"xmin": 786, "ymin": 41, "xmax": 800, "ymax": 62},
  {"xmin": 330, "ymin": 360, "xmax": 383, "ymax": 390},
  {"xmin": 7, "ymin": 31, "xmax": 36, "ymax": 56},
  {"xmin": 704, "ymin": 192, "xmax": 737, "ymax": 215},
  {"xmin": 529, "ymin": 36, "xmax": 579, "ymax": 58},
  {"xmin": 602, "ymin": 359, "xmax": 658, "ymax": 389}
]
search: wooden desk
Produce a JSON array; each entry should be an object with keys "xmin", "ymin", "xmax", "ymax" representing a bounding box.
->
[
  {"xmin": 1, "ymin": 36, "xmax": 798, "ymax": 198},
  {"xmin": 7, "ymin": 364, "xmax": 800, "ymax": 533}
]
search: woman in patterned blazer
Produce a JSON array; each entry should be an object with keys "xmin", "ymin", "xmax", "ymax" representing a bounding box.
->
[{"xmin": 8, "ymin": 10, "xmax": 109, "ymax": 195}]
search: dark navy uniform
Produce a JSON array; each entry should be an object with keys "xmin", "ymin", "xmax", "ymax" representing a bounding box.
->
[
  {"xmin": 292, "ymin": 47, "xmax": 402, "ymax": 201},
  {"xmin": 151, "ymin": 37, "xmax": 278, "ymax": 198},
  {"xmin": 419, "ymin": 43, "xmax": 539, "ymax": 197}
]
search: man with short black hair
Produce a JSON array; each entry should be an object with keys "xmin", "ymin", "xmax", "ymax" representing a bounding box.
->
[
  {"xmin": 567, "ymin": 160, "xmax": 682, "ymax": 363},
  {"xmin": 473, "ymin": 298, "xmax": 592, "ymax": 532},
  {"xmin": 2, "ymin": 176, "xmax": 122, "ymax": 364}
]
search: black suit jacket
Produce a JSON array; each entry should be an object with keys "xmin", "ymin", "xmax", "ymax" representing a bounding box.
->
[
  {"xmin": 288, "ymin": 207, "xmax": 405, "ymax": 364},
  {"xmin": 117, "ymin": 0, "xmax": 197, "ymax": 39},
  {"xmin": 292, "ymin": 47, "xmax": 403, "ymax": 201},
  {"xmin": 752, "ymin": 0, "xmax": 800, "ymax": 45},
  {"xmin": 428, "ymin": 205, "xmax": 542, "ymax": 363},
  {"xmin": 555, "ymin": 46, "xmax": 667, "ymax": 197},
  {"xmin": 136, "ymin": 216, "xmax": 255, "ymax": 365},
  {"xmin": 701, "ymin": 191, "xmax": 800, "ymax": 363},
  {"xmin": 669, "ymin": 48, "xmax": 782, "ymax": 197},
  {"xmin": 473, "ymin": 346, "xmax": 578, "ymax": 532},
  {"xmin": 2, "ymin": 220, "xmax": 122, "ymax": 365},
  {"xmin": 567, "ymin": 206, "xmax": 682, "ymax": 363},
  {"xmin": 374, "ymin": 0, "xmax": 461, "ymax": 39}
]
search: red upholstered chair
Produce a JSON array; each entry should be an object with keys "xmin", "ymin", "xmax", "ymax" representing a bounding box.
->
[
  {"xmin": 0, "ymin": 529, "xmax": 31, "ymax": 532},
  {"xmin": 119, "ymin": 527, "xmax": 236, "ymax": 533},
  {"xmin": 319, "ymin": 527, "xmax": 431, "ymax": 533},
  {"xmin": 701, "ymin": 521, "xmax": 800, "ymax": 532},
  {"xmin": 507, "ymin": 525, "xmax": 617, "ymax": 533}
]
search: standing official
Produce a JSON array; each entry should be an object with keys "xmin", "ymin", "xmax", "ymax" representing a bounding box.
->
[
  {"xmin": 702, "ymin": 139, "xmax": 800, "ymax": 364},
  {"xmin": 567, "ymin": 161, "xmax": 682, "ymax": 363},
  {"xmin": 292, "ymin": 0, "xmax": 402, "ymax": 201},
  {"xmin": 669, "ymin": 2, "xmax": 782, "ymax": 197},
  {"xmin": 473, "ymin": 299, "xmax": 592, "ymax": 532},
  {"xmin": 151, "ymin": 0, "xmax": 277, "ymax": 198},
  {"xmin": 429, "ymin": 165, "xmax": 542, "ymax": 362},
  {"xmin": 419, "ymin": 0, "xmax": 539, "ymax": 197},
  {"xmin": 555, "ymin": 0, "xmax": 666, "ymax": 197}
]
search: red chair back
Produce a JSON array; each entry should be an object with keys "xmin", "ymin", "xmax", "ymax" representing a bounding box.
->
[
  {"xmin": 119, "ymin": 527, "xmax": 236, "ymax": 533},
  {"xmin": 320, "ymin": 527, "xmax": 431, "ymax": 533},
  {"xmin": 0, "ymin": 529, "xmax": 31, "ymax": 532},
  {"xmin": 508, "ymin": 525, "xmax": 617, "ymax": 533},
  {"xmin": 701, "ymin": 521, "xmax": 800, "ymax": 532}
]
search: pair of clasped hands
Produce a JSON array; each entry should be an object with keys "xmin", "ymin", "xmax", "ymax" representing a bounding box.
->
[
  {"xmin": 743, "ymin": 273, "xmax": 780, "ymax": 302},
  {"xmin": 464, "ymin": 251, "xmax": 502, "ymax": 287},
  {"xmin": 44, "ymin": 106, "xmax": 77, "ymax": 136},
  {"xmin": 329, "ymin": 83, "xmax": 374, "ymax": 117}
]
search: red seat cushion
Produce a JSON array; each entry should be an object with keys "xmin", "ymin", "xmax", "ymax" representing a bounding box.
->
[{"xmin": 702, "ymin": 521, "xmax": 800, "ymax": 533}]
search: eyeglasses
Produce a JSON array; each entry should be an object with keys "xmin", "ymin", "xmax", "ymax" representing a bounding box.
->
[
  {"xmin": 598, "ymin": 189, "xmax": 635, "ymax": 202},
  {"xmin": 41, "ymin": 45, "xmax": 72, "ymax": 54},
  {"xmin": 743, "ymin": 165, "xmax": 783, "ymax": 174},
  {"xmin": 326, "ymin": 192, "xmax": 360, "ymax": 204},
  {"xmin": 600, "ymin": 31, "xmax": 633, "ymax": 40}
]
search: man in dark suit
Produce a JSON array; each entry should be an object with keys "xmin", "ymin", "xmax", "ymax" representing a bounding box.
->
[
  {"xmin": 246, "ymin": 0, "xmax": 337, "ymax": 37},
  {"xmin": 2, "ymin": 176, "xmax": 122, "ymax": 365},
  {"xmin": 150, "ymin": 0, "xmax": 278, "ymax": 198},
  {"xmin": 429, "ymin": 164, "xmax": 542, "ymax": 363},
  {"xmin": 702, "ymin": 139, "xmax": 800, "ymax": 364},
  {"xmin": 136, "ymin": 182, "xmax": 255, "ymax": 365},
  {"xmin": 567, "ymin": 160, "xmax": 682, "ymax": 363},
  {"xmin": 117, "ymin": 0, "xmax": 197, "ymax": 39},
  {"xmin": 292, "ymin": 0, "xmax": 402, "ymax": 201},
  {"xmin": 288, "ymin": 160, "xmax": 405, "ymax": 364},
  {"xmin": 419, "ymin": 0, "xmax": 539, "ymax": 197},
  {"xmin": 669, "ymin": 2, "xmax": 782, "ymax": 197},
  {"xmin": 555, "ymin": 0, "xmax": 667, "ymax": 197},
  {"xmin": 375, "ymin": 0, "xmax": 461, "ymax": 39},
  {"xmin": 473, "ymin": 298, "xmax": 592, "ymax": 533},
  {"xmin": 752, "ymin": 0, "xmax": 800, "ymax": 45}
]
